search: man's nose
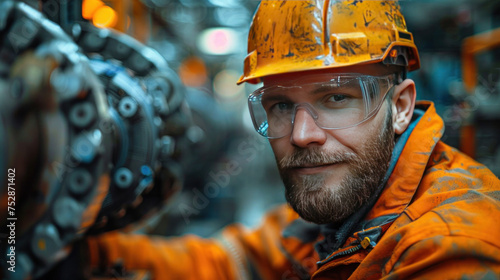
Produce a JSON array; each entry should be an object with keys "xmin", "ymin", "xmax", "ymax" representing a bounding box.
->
[{"xmin": 290, "ymin": 107, "xmax": 327, "ymax": 148}]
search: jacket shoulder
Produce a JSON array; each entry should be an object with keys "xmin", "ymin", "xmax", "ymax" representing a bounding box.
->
[
  {"xmin": 407, "ymin": 140, "xmax": 500, "ymax": 218},
  {"xmin": 377, "ymin": 142, "xmax": 500, "ymax": 278}
]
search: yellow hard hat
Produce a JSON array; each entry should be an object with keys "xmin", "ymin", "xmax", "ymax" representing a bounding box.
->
[{"xmin": 238, "ymin": 0, "xmax": 420, "ymax": 84}]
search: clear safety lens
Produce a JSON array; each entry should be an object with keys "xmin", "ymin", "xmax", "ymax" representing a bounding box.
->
[{"xmin": 248, "ymin": 74, "xmax": 396, "ymax": 138}]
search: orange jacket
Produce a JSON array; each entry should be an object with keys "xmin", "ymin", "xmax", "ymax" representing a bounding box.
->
[{"xmin": 88, "ymin": 101, "xmax": 500, "ymax": 279}]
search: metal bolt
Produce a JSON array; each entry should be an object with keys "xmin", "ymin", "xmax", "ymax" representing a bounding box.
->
[
  {"xmin": 71, "ymin": 23, "xmax": 82, "ymax": 40},
  {"xmin": 153, "ymin": 96, "xmax": 169, "ymax": 115},
  {"xmin": 154, "ymin": 116, "xmax": 162, "ymax": 127},
  {"xmin": 82, "ymin": 29, "xmax": 107, "ymax": 52},
  {"xmin": 114, "ymin": 167, "xmax": 133, "ymax": 189},
  {"xmin": 118, "ymin": 97, "xmax": 138, "ymax": 118},
  {"xmin": 71, "ymin": 130, "xmax": 102, "ymax": 164},
  {"xmin": 128, "ymin": 52, "xmax": 150, "ymax": 75},
  {"xmin": 50, "ymin": 68, "xmax": 83, "ymax": 100},
  {"xmin": 187, "ymin": 125, "xmax": 205, "ymax": 144},
  {"xmin": 109, "ymin": 38, "xmax": 132, "ymax": 59},
  {"xmin": 68, "ymin": 169, "xmax": 93, "ymax": 195},
  {"xmin": 53, "ymin": 197, "xmax": 83, "ymax": 229},
  {"xmin": 31, "ymin": 223, "xmax": 62, "ymax": 260},
  {"xmin": 141, "ymin": 165, "xmax": 153, "ymax": 177},
  {"xmin": 147, "ymin": 77, "xmax": 171, "ymax": 97},
  {"xmin": 69, "ymin": 102, "xmax": 96, "ymax": 128}
]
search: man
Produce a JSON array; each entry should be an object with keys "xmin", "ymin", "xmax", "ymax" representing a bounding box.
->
[{"xmin": 87, "ymin": 1, "xmax": 500, "ymax": 279}]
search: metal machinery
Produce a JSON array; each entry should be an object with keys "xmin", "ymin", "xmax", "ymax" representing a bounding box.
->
[
  {"xmin": 71, "ymin": 22, "xmax": 190, "ymax": 236},
  {"xmin": 0, "ymin": 1, "xmax": 191, "ymax": 279}
]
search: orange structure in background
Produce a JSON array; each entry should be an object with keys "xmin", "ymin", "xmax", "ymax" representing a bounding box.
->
[
  {"xmin": 460, "ymin": 27, "xmax": 500, "ymax": 158},
  {"xmin": 179, "ymin": 56, "xmax": 209, "ymax": 88}
]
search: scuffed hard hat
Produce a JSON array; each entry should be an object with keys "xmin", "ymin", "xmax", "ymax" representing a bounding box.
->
[{"xmin": 238, "ymin": 0, "xmax": 420, "ymax": 84}]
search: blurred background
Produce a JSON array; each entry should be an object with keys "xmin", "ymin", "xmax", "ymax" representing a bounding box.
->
[
  {"xmin": 59, "ymin": 0, "xmax": 500, "ymax": 237},
  {"xmin": 1, "ymin": 0, "xmax": 499, "ymax": 278}
]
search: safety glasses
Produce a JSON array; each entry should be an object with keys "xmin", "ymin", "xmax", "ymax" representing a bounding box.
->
[{"xmin": 248, "ymin": 73, "xmax": 397, "ymax": 139}]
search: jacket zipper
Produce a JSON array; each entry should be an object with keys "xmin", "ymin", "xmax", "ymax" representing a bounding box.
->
[{"xmin": 317, "ymin": 237, "xmax": 373, "ymax": 266}]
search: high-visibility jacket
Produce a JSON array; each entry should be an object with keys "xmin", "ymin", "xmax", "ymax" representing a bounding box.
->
[{"xmin": 88, "ymin": 101, "xmax": 500, "ymax": 279}]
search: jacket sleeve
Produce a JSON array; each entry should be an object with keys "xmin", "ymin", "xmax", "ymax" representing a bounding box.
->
[
  {"xmin": 87, "ymin": 205, "xmax": 300, "ymax": 280},
  {"xmin": 88, "ymin": 232, "xmax": 240, "ymax": 280}
]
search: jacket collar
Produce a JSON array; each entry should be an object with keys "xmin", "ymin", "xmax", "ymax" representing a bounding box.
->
[{"xmin": 364, "ymin": 101, "xmax": 444, "ymax": 222}]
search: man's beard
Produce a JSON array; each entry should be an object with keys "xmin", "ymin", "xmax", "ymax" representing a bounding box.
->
[{"xmin": 278, "ymin": 112, "xmax": 395, "ymax": 224}]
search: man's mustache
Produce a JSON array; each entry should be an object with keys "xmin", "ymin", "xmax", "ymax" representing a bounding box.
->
[{"xmin": 278, "ymin": 147, "xmax": 356, "ymax": 170}]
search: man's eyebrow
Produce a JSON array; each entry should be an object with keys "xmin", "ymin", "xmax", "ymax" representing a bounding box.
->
[
  {"xmin": 311, "ymin": 83, "xmax": 341, "ymax": 94},
  {"xmin": 261, "ymin": 93, "xmax": 292, "ymax": 103}
]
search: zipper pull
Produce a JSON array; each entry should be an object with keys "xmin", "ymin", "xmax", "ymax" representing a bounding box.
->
[
  {"xmin": 358, "ymin": 226, "xmax": 381, "ymax": 250},
  {"xmin": 360, "ymin": 237, "xmax": 376, "ymax": 249}
]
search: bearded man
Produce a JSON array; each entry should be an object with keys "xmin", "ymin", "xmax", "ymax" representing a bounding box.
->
[{"xmin": 86, "ymin": 1, "xmax": 500, "ymax": 279}]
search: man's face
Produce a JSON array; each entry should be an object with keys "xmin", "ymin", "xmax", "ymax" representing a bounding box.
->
[{"xmin": 263, "ymin": 65, "xmax": 397, "ymax": 225}]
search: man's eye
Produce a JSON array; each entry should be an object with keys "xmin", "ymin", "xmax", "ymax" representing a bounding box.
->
[
  {"xmin": 271, "ymin": 102, "xmax": 293, "ymax": 113},
  {"xmin": 278, "ymin": 103, "xmax": 291, "ymax": 110},
  {"xmin": 329, "ymin": 94, "xmax": 348, "ymax": 102}
]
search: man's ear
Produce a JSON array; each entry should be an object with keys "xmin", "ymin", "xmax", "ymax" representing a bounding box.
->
[{"xmin": 391, "ymin": 79, "xmax": 416, "ymax": 135}]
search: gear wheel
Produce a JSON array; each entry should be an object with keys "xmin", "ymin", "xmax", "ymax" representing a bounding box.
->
[
  {"xmin": 0, "ymin": 2, "xmax": 112, "ymax": 279},
  {"xmin": 69, "ymin": 23, "xmax": 191, "ymax": 234}
]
